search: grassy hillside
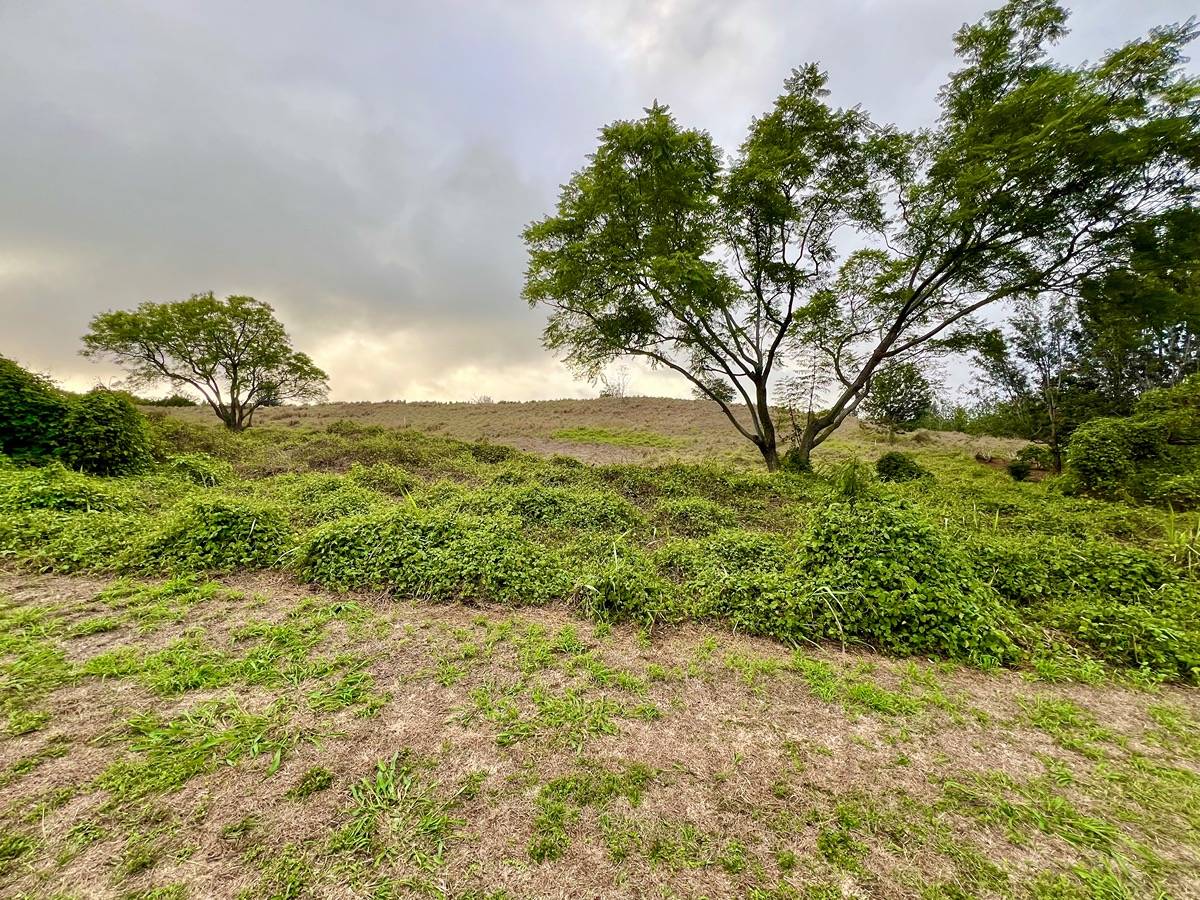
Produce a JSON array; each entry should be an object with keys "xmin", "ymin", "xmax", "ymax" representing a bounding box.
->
[
  {"xmin": 0, "ymin": 408, "xmax": 1198, "ymax": 898},
  {"xmin": 153, "ymin": 396, "xmax": 1025, "ymax": 466}
]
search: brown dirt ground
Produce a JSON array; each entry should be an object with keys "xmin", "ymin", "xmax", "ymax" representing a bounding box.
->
[{"xmin": 2, "ymin": 572, "xmax": 1197, "ymax": 899}]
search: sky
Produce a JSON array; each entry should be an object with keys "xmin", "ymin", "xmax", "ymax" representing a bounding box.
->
[{"xmin": 2, "ymin": 0, "xmax": 1196, "ymax": 402}]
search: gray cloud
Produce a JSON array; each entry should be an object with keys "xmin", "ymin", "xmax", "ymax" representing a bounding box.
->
[{"xmin": 1, "ymin": 0, "xmax": 1195, "ymax": 399}]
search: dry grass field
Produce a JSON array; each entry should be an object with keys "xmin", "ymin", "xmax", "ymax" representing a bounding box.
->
[{"xmin": 158, "ymin": 397, "xmax": 1022, "ymax": 467}]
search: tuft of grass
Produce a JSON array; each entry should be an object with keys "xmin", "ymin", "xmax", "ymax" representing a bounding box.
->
[
  {"xmin": 287, "ymin": 766, "xmax": 334, "ymax": 800},
  {"xmin": 529, "ymin": 761, "xmax": 654, "ymax": 862},
  {"xmin": 97, "ymin": 699, "xmax": 304, "ymax": 804}
]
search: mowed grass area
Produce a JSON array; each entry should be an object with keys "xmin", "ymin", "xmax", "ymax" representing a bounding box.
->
[{"xmin": 0, "ymin": 403, "xmax": 1198, "ymax": 897}]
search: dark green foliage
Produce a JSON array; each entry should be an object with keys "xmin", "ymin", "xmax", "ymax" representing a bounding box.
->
[
  {"xmin": 59, "ymin": 390, "xmax": 151, "ymax": 476},
  {"xmin": 0, "ymin": 356, "xmax": 69, "ymax": 459},
  {"xmin": 140, "ymin": 497, "xmax": 291, "ymax": 572},
  {"xmin": 460, "ymin": 483, "xmax": 643, "ymax": 531},
  {"xmin": 875, "ymin": 451, "xmax": 930, "ymax": 483},
  {"xmin": 1016, "ymin": 445, "xmax": 1055, "ymax": 470},
  {"xmin": 574, "ymin": 542, "xmax": 671, "ymax": 626},
  {"xmin": 968, "ymin": 536, "xmax": 1200, "ymax": 680},
  {"xmin": 796, "ymin": 502, "xmax": 1017, "ymax": 665},
  {"xmin": 1007, "ymin": 460, "xmax": 1032, "ymax": 482},
  {"xmin": 346, "ymin": 461, "xmax": 415, "ymax": 496},
  {"xmin": 136, "ymin": 393, "xmax": 198, "ymax": 407},
  {"xmin": 297, "ymin": 508, "xmax": 570, "ymax": 604},
  {"xmin": 0, "ymin": 462, "xmax": 136, "ymax": 513},
  {"xmin": 1067, "ymin": 375, "xmax": 1200, "ymax": 504}
]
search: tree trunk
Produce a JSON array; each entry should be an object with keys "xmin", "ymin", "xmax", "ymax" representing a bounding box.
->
[{"xmin": 757, "ymin": 439, "xmax": 780, "ymax": 471}]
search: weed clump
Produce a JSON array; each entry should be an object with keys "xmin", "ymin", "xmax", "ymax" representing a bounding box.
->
[
  {"xmin": 875, "ymin": 451, "xmax": 930, "ymax": 483},
  {"xmin": 296, "ymin": 508, "xmax": 570, "ymax": 603},
  {"xmin": 796, "ymin": 501, "xmax": 1017, "ymax": 665},
  {"xmin": 459, "ymin": 483, "xmax": 643, "ymax": 531},
  {"xmin": 162, "ymin": 453, "xmax": 234, "ymax": 487},
  {"xmin": 139, "ymin": 497, "xmax": 291, "ymax": 572}
]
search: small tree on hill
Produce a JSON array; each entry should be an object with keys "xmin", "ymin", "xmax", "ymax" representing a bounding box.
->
[
  {"xmin": 861, "ymin": 363, "xmax": 935, "ymax": 436},
  {"xmin": 82, "ymin": 293, "xmax": 328, "ymax": 430},
  {"xmin": 523, "ymin": 0, "xmax": 1200, "ymax": 470}
]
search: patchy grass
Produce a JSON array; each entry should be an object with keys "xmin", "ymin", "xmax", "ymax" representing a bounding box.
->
[
  {"xmin": 0, "ymin": 572, "xmax": 1196, "ymax": 898},
  {"xmin": 551, "ymin": 425, "xmax": 685, "ymax": 449}
]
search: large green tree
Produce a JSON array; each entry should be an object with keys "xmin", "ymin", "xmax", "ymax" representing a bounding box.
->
[
  {"xmin": 1076, "ymin": 206, "xmax": 1200, "ymax": 408},
  {"xmin": 523, "ymin": 0, "xmax": 1200, "ymax": 470},
  {"xmin": 82, "ymin": 293, "xmax": 328, "ymax": 430}
]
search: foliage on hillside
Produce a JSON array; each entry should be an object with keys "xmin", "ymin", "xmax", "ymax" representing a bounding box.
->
[
  {"xmin": 1066, "ymin": 374, "xmax": 1200, "ymax": 507},
  {"xmin": 2, "ymin": 413, "xmax": 1197, "ymax": 684}
]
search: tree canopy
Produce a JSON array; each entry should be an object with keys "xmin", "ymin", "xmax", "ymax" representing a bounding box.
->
[
  {"xmin": 523, "ymin": 0, "xmax": 1200, "ymax": 469},
  {"xmin": 82, "ymin": 293, "xmax": 328, "ymax": 430}
]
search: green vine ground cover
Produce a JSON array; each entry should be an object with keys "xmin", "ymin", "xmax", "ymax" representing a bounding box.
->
[{"xmin": 0, "ymin": 417, "xmax": 1198, "ymax": 897}]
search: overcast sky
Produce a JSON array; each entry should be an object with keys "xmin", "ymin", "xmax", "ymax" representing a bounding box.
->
[{"xmin": 2, "ymin": 0, "xmax": 1196, "ymax": 401}]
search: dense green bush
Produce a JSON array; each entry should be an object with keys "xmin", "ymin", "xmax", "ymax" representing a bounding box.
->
[
  {"xmin": 0, "ymin": 356, "xmax": 70, "ymax": 459},
  {"xmin": 59, "ymin": 390, "xmax": 151, "ymax": 476},
  {"xmin": 875, "ymin": 451, "xmax": 929, "ymax": 483},
  {"xmin": 251, "ymin": 473, "xmax": 391, "ymax": 527},
  {"xmin": 965, "ymin": 535, "xmax": 1200, "ymax": 680},
  {"xmin": 573, "ymin": 542, "xmax": 672, "ymax": 626},
  {"xmin": 296, "ymin": 508, "xmax": 570, "ymax": 604},
  {"xmin": 796, "ymin": 501, "xmax": 1018, "ymax": 665},
  {"xmin": 139, "ymin": 497, "xmax": 291, "ymax": 572},
  {"xmin": 1067, "ymin": 374, "xmax": 1200, "ymax": 504},
  {"xmin": 0, "ymin": 462, "xmax": 137, "ymax": 513},
  {"xmin": 1015, "ymin": 444, "xmax": 1054, "ymax": 470},
  {"xmin": 0, "ymin": 508, "xmax": 143, "ymax": 573},
  {"xmin": 346, "ymin": 461, "xmax": 415, "ymax": 496},
  {"xmin": 459, "ymin": 483, "xmax": 643, "ymax": 531}
]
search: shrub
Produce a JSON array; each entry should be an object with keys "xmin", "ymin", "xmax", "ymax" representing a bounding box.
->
[
  {"xmin": 874, "ymin": 451, "xmax": 929, "ymax": 483},
  {"xmin": 1037, "ymin": 594, "xmax": 1199, "ymax": 680},
  {"xmin": 139, "ymin": 497, "xmax": 291, "ymax": 572},
  {"xmin": 254, "ymin": 473, "xmax": 390, "ymax": 527},
  {"xmin": 0, "ymin": 357, "xmax": 70, "ymax": 459},
  {"xmin": 654, "ymin": 497, "xmax": 736, "ymax": 536},
  {"xmin": 1015, "ymin": 444, "xmax": 1054, "ymax": 470},
  {"xmin": 163, "ymin": 453, "xmax": 234, "ymax": 487},
  {"xmin": 573, "ymin": 543, "xmax": 672, "ymax": 626},
  {"xmin": 0, "ymin": 462, "xmax": 136, "ymax": 513},
  {"xmin": 59, "ymin": 390, "xmax": 151, "ymax": 476},
  {"xmin": 1066, "ymin": 375, "xmax": 1200, "ymax": 502},
  {"xmin": 1006, "ymin": 459, "xmax": 1032, "ymax": 482},
  {"xmin": 296, "ymin": 508, "xmax": 570, "ymax": 604},
  {"xmin": 966, "ymin": 534, "xmax": 1200, "ymax": 680},
  {"xmin": 0, "ymin": 508, "xmax": 143, "ymax": 573},
  {"xmin": 795, "ymin": 501, "xmax": 1017, "ymax": 665}
]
